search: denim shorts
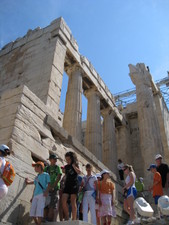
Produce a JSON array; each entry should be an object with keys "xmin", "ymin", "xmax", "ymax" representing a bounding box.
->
[{"xmin": 127, "ymin": 187, "xmax": 137, "ymax": 199}]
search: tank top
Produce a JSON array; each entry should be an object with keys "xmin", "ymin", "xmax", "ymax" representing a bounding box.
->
[
  {"xmin": 0, "ymin": 157, "xmax": 6, "ymax": 186},
  {"xmin": 125, "ymin": 172, "xmax": 136, "ymax": 189}
]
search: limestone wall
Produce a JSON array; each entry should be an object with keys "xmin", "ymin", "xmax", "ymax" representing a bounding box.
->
[
  {"xmin": 0, "ymin": 86, "xmax": 125, "ymax": 224},
  {"xmin": 154, "ymin": 94, "xmax": 169, "ymax": 163}
]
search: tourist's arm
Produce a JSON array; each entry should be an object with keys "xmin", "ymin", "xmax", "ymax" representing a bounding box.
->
[
  {"xmin": 25, "ymin": 178, "xmax": 34, "ymax": 185},
  {"xmin": 72, "ymin": 163, "xmax": 81, "ymax": 174}
]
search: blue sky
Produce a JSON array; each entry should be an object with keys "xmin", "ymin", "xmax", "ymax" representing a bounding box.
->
[{"xmin": 1, "ymin": 0, "xmax": 169, "ymax": 119}]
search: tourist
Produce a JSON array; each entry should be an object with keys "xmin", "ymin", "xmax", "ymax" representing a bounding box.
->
[
  {"xmin": 123, "ymin": 164, "xmax": 137, "ymax": 225},
  {"xmin": 155, "ymin": 154, "xmax": 169, "ymax": 195},
  {"xmin": 148, "ymin": 164, "xmax": 163, "ymax": 213},
  {"xmin": 98, "ymin": 169, "xmax": 116, "ymax": 225},
  {"xmin": 62, "ymin": 151, "xmax": 81, "ymax": 220},
  {"xmin": 81, "ymin": 164, "xmax": 97, "ymax": 225},
  {"xmin": 26, "ymin": 161, "xmax": 50, "ymax": 225},
  {"xmin": 135, "ymin": 177, "xmax": 144, "ymax": 197},
  {"xmin": 0, "ymin": 144, "xmax": 11, "ymax": 200},
  {"xmin": 59, "ymin": 166, "xmax": 66, "ymax": 221},
  {"xmin": 44, "ymin": 153, "xmax": 62, "ymax": 222},
  {"xmin": 95, "ymin": 173, "xmax": 101, "ymax": 225},
  {"xmin": 117, "ymin": 159, "xmax": 124, "ymax": 181}
]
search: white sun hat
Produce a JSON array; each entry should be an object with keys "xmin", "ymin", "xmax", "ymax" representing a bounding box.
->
[{"xmin": 100, "ymin": 169, "xmax": 110, "ymax": 176}]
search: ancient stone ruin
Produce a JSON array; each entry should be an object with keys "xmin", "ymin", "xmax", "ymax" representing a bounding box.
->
[{"xmin": 0, "ymin": 17, "xmax": 169, "ymax": 224}]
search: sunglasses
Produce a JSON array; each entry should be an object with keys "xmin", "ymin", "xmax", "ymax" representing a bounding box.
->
[{"xmin": 123, "ymin": 167, "xmax": 128, "ymax": 171}]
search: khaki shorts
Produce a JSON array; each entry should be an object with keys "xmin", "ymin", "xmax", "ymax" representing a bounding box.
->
[{"xmin": 46, "ymin": 189, "xmax": 59, "ymax": 209}]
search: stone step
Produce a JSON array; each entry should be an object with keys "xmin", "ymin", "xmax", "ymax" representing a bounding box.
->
[{"xmin": 29, "ymin": 221, "xmax": 92, "ymax": 225}]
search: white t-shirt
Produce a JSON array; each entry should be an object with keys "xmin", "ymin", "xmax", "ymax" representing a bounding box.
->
[
  {"xmin": 0, "ymin": 156, "xmax": 7, "ymax": 187},
  {"xmin": 83, "ymin": 175, "xmax": 97, "ymax": 191},
  {"xmin": 117, "ymin": 162, "xmax": 124, "ymax": 170}
]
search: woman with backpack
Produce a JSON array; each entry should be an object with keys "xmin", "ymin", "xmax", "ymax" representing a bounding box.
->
[{"xmin": 0, "ymin": 144, "xmax": 11, "ymax": 200}]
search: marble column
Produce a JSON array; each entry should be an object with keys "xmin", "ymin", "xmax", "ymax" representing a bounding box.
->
[
  {"xmin": 85, "ymin": 88, "xmax": 102, "ymax": 161},
  {"xmin": 129, "ymin": 63, "xmax": 163, "ymax": 179},
  {"xmin": 102, "ymin": 107, "xmax": 117, "ymax": 174},
  {"xmin": 63, "ymin": 65, "xmax": 83, "ymax": 142}
]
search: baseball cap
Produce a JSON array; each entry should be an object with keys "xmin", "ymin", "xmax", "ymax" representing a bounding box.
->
[
  {"xmin": 48, "ymin": 154, "xmax": 58, "ymax": 160},
  {"xmin": 32, "ymin": 161, "xmax": 44, "ymax": 169},
  {"xmin": 0, "ymin": 144, "xmax": 10, "ymax": 155},
  {"xmin": 147, "ymin": 164, "xmax": 157, "ymax": 171},
  {"xmin": 155, "ymin": 154, "xmax": 163, "ymax": 160},
  {"xmin": 100, "ymin": 169, "xmax": 110, "ymax": 176}
]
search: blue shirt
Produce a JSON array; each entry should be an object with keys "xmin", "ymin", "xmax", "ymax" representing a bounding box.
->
[{"xmin": 34, "ymin": 172, "xmax": 50, "ymax": 196}]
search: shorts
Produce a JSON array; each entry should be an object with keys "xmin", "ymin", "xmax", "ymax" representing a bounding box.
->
[
  {"xmin": 63, "ymin": 183, "xmax": 78, "ymax": 195},
  {"xmin": 154, "ymin": 195, "xmax": 161, "ymax": 205},
  {"xmin": 45, "ymin": 190, "xmax": 59, "ymax": 209},
  {"xmin": 30, "ymin": 193, "xmax": 46, "ymax": 217},
  {"xmin": 127, "ymin": 187, "xmax": 137, "ymax": 199}
]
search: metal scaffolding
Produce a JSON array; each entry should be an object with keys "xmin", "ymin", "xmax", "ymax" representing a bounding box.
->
[{"xmin": 114, "ymin": 74, "xmax": 169, "ymax": 110}]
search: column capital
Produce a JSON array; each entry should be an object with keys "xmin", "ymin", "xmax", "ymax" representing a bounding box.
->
[
  {"xmin": 65, "ymin": 63, "xmax": 84, "ymax": 76},
  {"xmin": 101, "ymin": 107, "xmax": 116, "ymax": 118},
  {"xmin": 84, "ymin": 87, "xmax": 99, "ymax": 98}
]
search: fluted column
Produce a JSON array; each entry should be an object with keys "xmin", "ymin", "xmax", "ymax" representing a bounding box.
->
[
  {"xmin": 85, "ymin": 88, "xmax": 102, "ymax": 161},
  {"xmin": 129, "ymin": 63, "xmax": 163, "ymax": 179},
  {"xmin": 102, "ymin": 108, "xmax": 117, "ymax": 174},
  {"xmin": 63, "ymin": 65, "xmax": 83, "ymax": 142}
]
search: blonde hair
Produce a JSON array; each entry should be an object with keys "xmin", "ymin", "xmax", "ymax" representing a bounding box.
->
[{"xmin": 124, "ymin": 164, "xmax": 134, "ymax": 172}]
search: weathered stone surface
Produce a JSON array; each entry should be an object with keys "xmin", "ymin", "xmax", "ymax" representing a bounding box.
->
[
  {"xmin": 85, "ymin": 88, "xmax": 102, "ymax": 161},
  {"xmin": 63, "ymin": 65, "xmax": 83, "ymax": 142},
  {"xmin": 129, "ymin": 63, "xmax": 164, "ymax": 182},
  {"xmin": 102, "ymin": 107, "xmax": 117, "ymax": 175}
]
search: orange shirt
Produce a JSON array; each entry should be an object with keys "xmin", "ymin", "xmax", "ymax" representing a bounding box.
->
[
  {"xmin": 98, "ymin": 180, "xmax": 114, "ymax": 194},
  {"xmin": 153, "ymin": 172, "xmax": 163, "ymax": 197}
]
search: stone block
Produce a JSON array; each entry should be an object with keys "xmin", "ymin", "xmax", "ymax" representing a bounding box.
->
[{"xmin": 45, "ymin": 115, "xmax": 68, "ymax": 141}]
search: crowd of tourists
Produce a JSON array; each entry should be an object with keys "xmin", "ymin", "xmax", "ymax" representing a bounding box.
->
[{"xmin": 0, "ymin": 144, "xmax": 169, "ymax": 225}]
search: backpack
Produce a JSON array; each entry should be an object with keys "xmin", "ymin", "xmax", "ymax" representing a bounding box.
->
[{"xmin": 2, "ymin": 161, "xmax": 15, "ymax": 186}]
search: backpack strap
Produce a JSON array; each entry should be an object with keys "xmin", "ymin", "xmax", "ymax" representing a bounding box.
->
[{"xmin": 36, "ymin": 175, "xmax": 45, "ymax": 190}]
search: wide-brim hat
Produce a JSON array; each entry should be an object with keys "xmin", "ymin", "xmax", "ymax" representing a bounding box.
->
[{"xmin": 100, "ymin": 169, "xmax": 110, "ymax": 176}]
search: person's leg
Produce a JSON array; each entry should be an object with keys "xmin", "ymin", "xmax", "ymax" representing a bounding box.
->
[
  {"xmin": 124, "ymin": 199, "xmax": 130, "ymax": 215},
  {"xmin": 33, "ymin": 217, "xmax": 38, "ymax": 224},
  {"xmin": 107, "ymin": 215, "xmax": 112, "ymax": 225},
  {"xmin": 0, "ymin": 186, "xmax": 8, "ymax": 200},
  {"xmin": 101, "ymin": 216, "xmax": 106, "ymax": 225},
  {"xmin": 88, "ymin": 195, "xmax": 96, "ymax": 225},
  {"xmin": 62, "ymin": 193, "xmax": 69, "ymax": 220},
  {"xmin": 82, "ymin": 195, "xmax": 88, "ymax": 222},
  {"xmin": 127, "ymin": 196, "xmax": 135, "ymax": 221},
  {"xmin": 37, "ymin": 217, "xmax": 42, "ymax": 225},
  {"xmin": 96, "ymin": 209, "xmax": 101, "ymax": 225},
  {"xmin": 71, "ymin": 194, "xmax": 77, "ymax": 220}
]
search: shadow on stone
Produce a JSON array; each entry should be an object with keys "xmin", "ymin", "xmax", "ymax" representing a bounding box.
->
[{"xmin": 0, "ymin": 183, "xmax": 27, "ymax": 223}]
